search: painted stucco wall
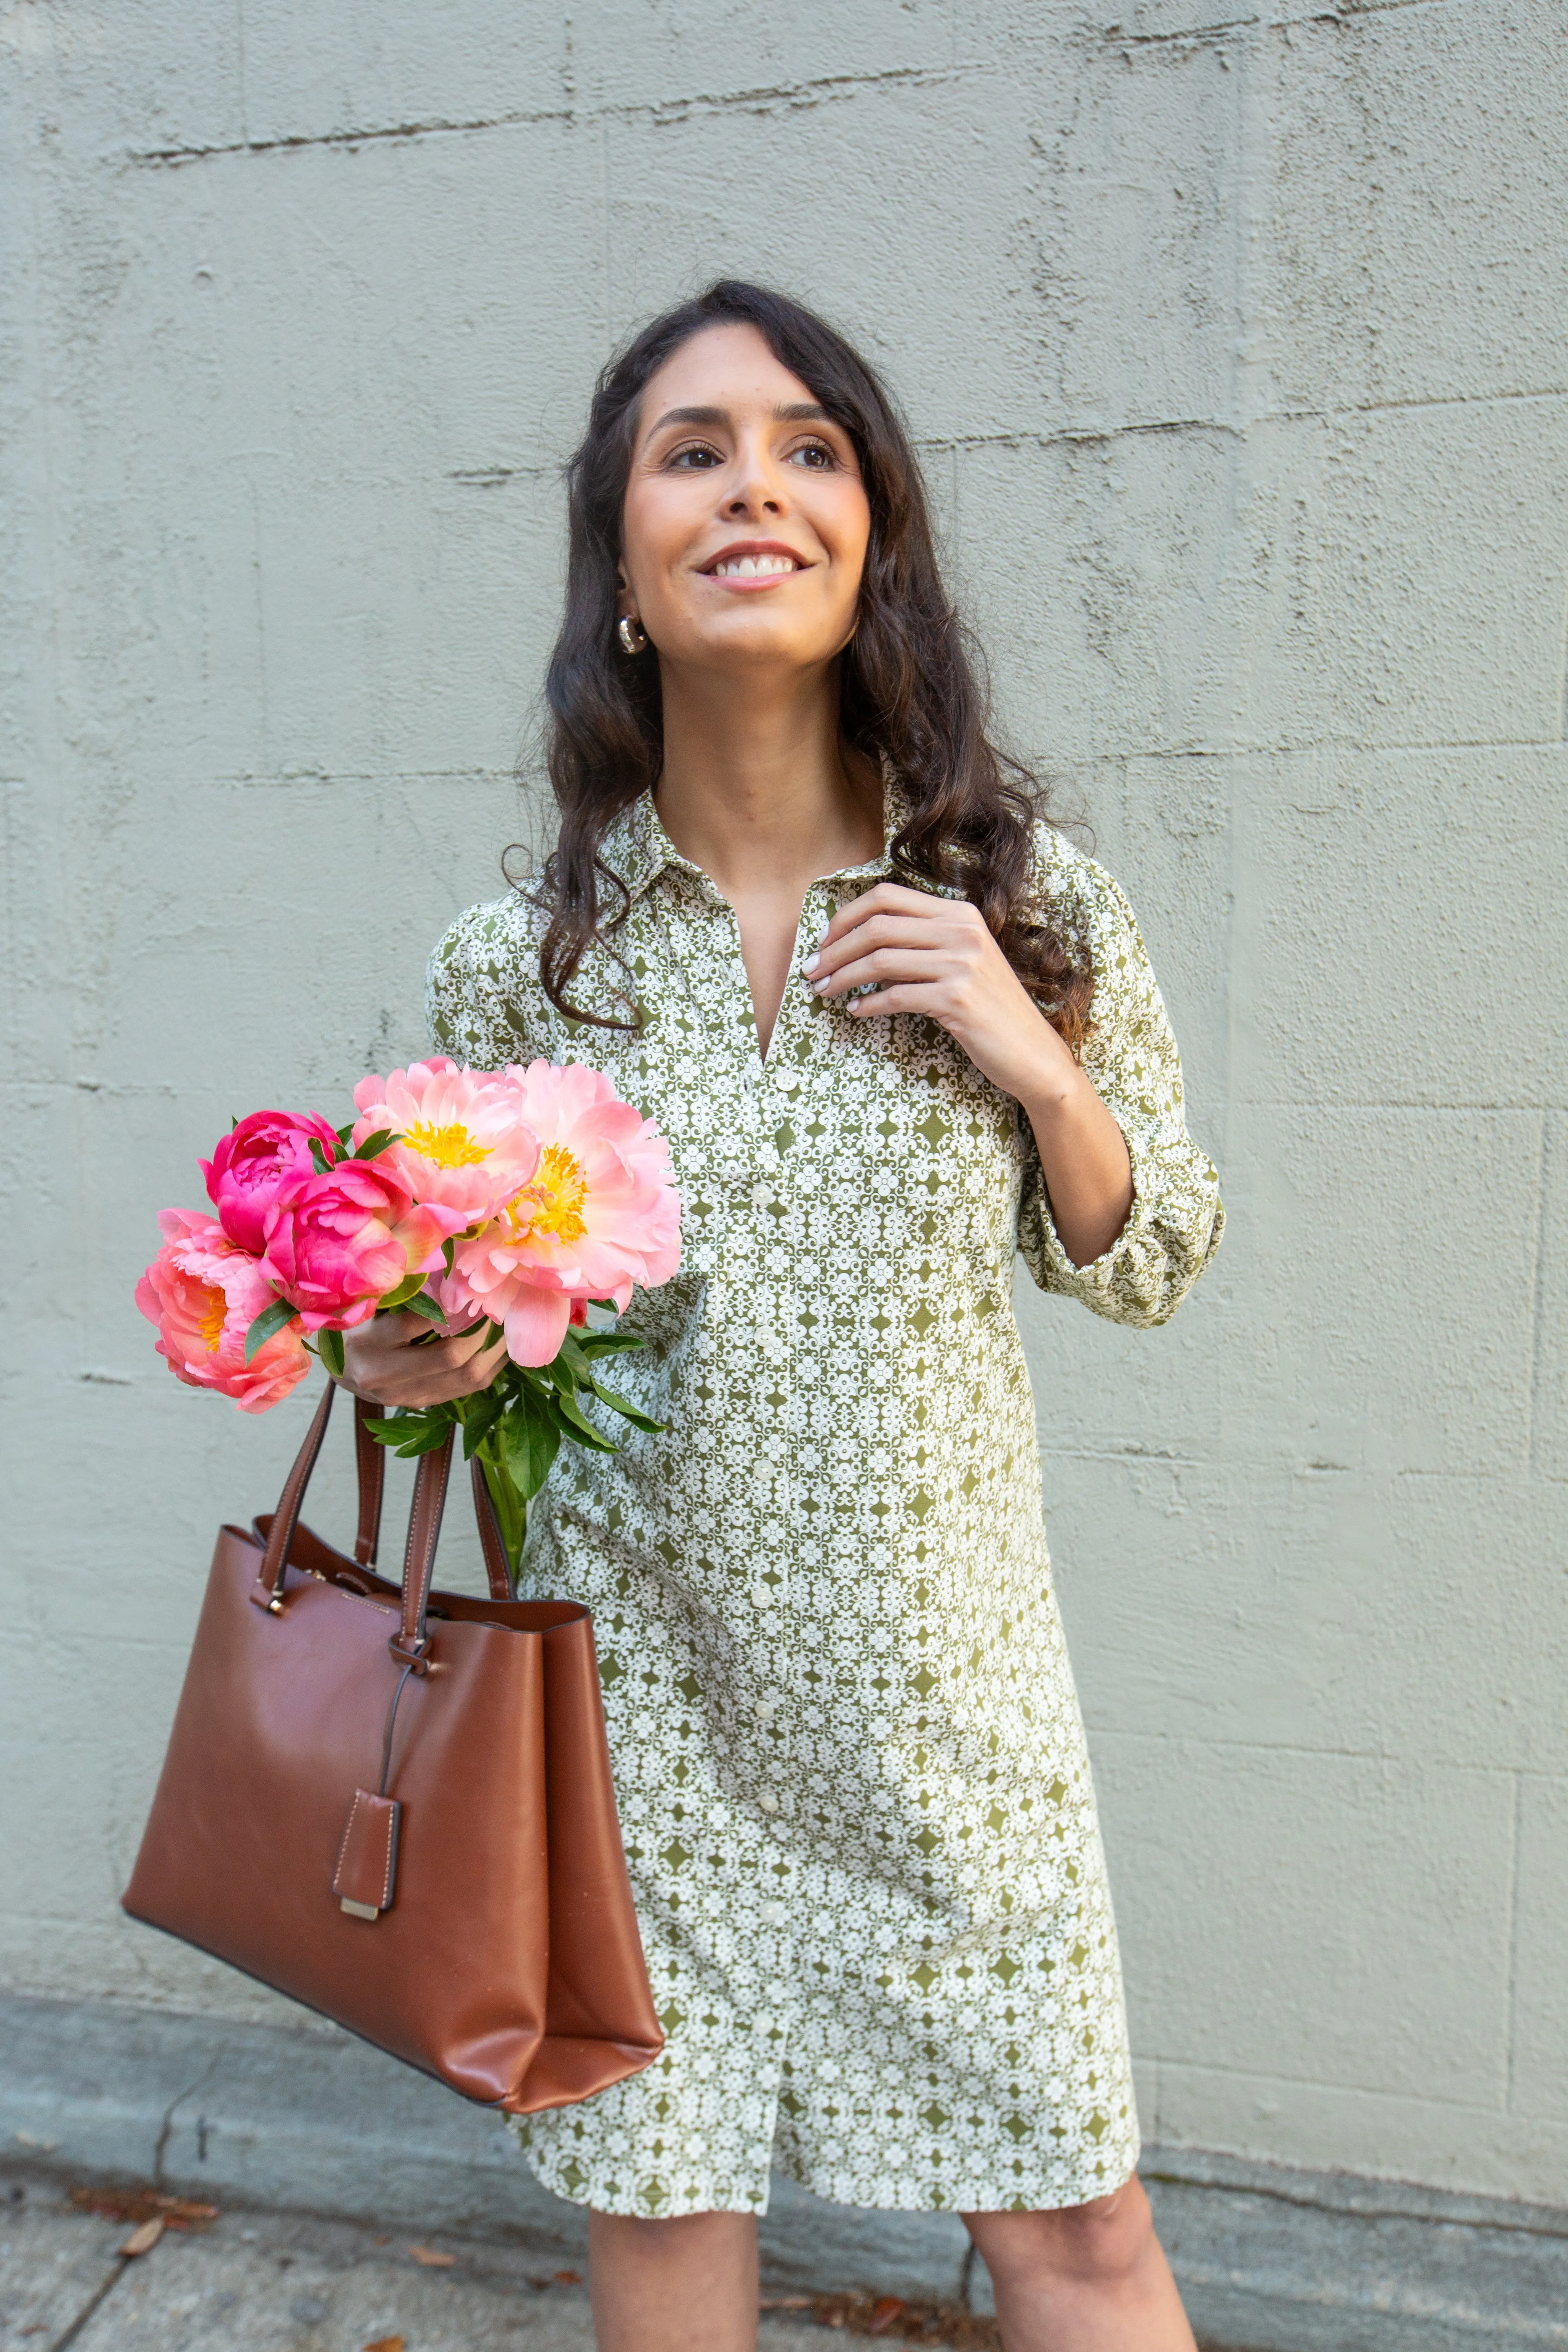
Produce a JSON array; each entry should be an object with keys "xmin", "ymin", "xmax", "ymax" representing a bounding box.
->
[{"xmin": 4, "ymin": 0, "xmax": 1565, "ymax": 2205}]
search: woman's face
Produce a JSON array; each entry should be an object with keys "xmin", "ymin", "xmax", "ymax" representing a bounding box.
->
[{"xmin": 619, "ymin": 323, "xmax": 871, "ymax": 679}]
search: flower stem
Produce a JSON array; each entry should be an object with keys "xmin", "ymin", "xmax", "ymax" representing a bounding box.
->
[{"xmin": 474, "ymin": 1430, "xmax": 527, "ymax": 1592}]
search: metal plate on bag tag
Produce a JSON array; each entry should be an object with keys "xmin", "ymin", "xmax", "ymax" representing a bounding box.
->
[{"xmin": 332, "ymin": 1790, "xmax": 401, "ymax": 1920}]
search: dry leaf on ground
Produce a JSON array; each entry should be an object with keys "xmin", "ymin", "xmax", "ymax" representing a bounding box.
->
[
  {"xmin": 761, "ymin": 2290, "xmax": 1002, "ymax": 2347},
  {"xmin": 71, "ymin": 2187, "xmax": 217, "ymax": 2231},
  {"xmin": 408, "ymin": 2243, "xmax": 456, "ymax": 2267},
  {"xmin": 118, "ymin": 2217, "xmax": 166, "ymax": 2258},
  {"xmin": 363, "ymin": 2337, "xmax": 405, "ymax": 2352},
  {"xmin": 554, "ymin": 2267, "xmax": 583, "ymax": 2284}
]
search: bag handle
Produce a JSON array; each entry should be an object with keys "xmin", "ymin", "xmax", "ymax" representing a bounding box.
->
[
  {"xmin": 388, "ymin": 1430, "xmax": 454, "ymax": 1672},
  {"xmin": 251, "ymin": 1380, "xmax": 513, "ymax": 1623},
  {"xmin": 352, "ymin": 1395, "xmax": 385, "ymax": 1566}
]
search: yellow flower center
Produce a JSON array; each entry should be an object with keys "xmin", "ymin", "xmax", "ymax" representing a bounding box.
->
[
  {"xmin": 197, "ymin": 1286, "xmax": 227, "ymax": 1353},
  {"xmin": 404, "ymin": 1119, "xmax": 491, "ymax": 1169},
  {"xmin": 507, "ymin": 1144, "xmax": 589, "ymax": 1247}
]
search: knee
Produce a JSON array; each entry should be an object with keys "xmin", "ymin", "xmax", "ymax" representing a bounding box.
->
[
  {"xmin": 967, "ymin": 2176, "xmax": 1157, "ymax": 2291},
  {"xmin": 590, "ymin": 2207, "xmax": 748, "ymax": 2260}
]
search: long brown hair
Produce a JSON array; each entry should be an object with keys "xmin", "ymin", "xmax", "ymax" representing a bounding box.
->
[{"xmin": 534, "ymin": 280, "xmax": 1094, "ymax": 1050}]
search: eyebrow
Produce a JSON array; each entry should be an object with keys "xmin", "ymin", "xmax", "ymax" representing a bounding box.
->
[{"xmin": 646, "ymin": 400, "xmax": 834, "ymax": 434}]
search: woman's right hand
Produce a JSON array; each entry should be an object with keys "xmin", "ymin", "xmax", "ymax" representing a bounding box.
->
[{"xmin": 340, "ymin": 1312, "xmax": 510, "ymax": 1409}]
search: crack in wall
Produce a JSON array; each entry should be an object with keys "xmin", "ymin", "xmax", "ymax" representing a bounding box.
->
[{"xmin": 129, "ymin": 62, "xmax": 968, "ymax": 168}]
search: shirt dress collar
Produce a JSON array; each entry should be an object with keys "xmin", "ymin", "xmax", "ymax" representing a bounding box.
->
[{"xmin": 599, "ymin": 789, "xmax": 902, "ymax": 910}]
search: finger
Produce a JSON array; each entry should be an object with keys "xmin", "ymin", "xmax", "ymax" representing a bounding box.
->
[
  {"xmin": 845, "ymin": 982, "xmax": 953, "ymax": 1019},
  {"xmin": 811, "ymin": 882, "xmax": 941, "ymax": 952},
  {"xmin": 811, "ymin": 945, "xmax": 964, "ymax": 1000},
  {"xmin": 804, "ymin": 912, "xmax": 956, "ymax": 981}
]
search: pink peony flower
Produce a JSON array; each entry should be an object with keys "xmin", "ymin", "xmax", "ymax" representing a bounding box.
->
[
  {"xmin": 444, "ymin": 1060, "xmax": 681, "ymax": 1365},
  {"xmin": 350, "ymin": 1057, "xmax": 541, "ymax": 1231},
  {"xmin": 260, "ymin": 1161, "xmax": 450, "ymax": 1332},
  {"xmin": 202, "ymin": 1109, "xmax": 342, "ymax": 1256},
  {"xmin": 136, "ymin": 1208, "xmax": 309, "ymax": 1413}
]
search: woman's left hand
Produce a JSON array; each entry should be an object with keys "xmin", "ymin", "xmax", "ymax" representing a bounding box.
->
[
  {"xmin": 804, "ymin": 882, "xmax": 1135, "ymax": 1267},
  {"xmin": 804, "ymin": 882, "xmax": 1075, "ymax": 1109}
]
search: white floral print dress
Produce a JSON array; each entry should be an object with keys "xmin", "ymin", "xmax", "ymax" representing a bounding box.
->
[{"xmin": 427, "ymin": 794, "xmax": 1223, "ymax": 2219}]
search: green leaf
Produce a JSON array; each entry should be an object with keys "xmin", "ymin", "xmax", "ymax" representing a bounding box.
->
[
  {"xmin": 243, "ymin": 1296, "xmax": 299, "ymax": 1365},
  {"xmin": 458, "ymin": 1386, "xmax": 504, "ymax": 1458},
  {"xmin": 316, "ymin": 1326, "xmax": 346, "ymax": 1379},
  {"xmin": 554, "ymin": 1386, "xmax": 618, "ymax": 1451},
  {"xmin": 363, "ymin": 1407, "xmax": 453, "ymax": 1457},
  {"xmin": 589, "ymin": 1378, "xmax": 664, "ymax": 1434},
  {"xmin": 307, "ymin": 1137, "xmax": 333, "ymax": 1175},
  {"xmin": 352, "ymin": 1127, "xmax": 401, "ymax": 1162},
  {"xmin": 441, "ymin": 1237, "xmax": 457, "ymax": 1276},
  {"xmin": 499, "ymin": 1397, "xmax": 561, "ymax": 1499},
  {"xmin": 576, "ymin": 1329, "xmax": 646, "ymax": 1359},
  {"xmin": 555, "ymin": 1330, "xmax": 591, "ymax": 1384},
  {"xmin": 377, "ymin": 1272, "xmax": 425, "ymax": 1312},
  {"xmin": 400, "ymin": 1289, "xmax": 448, "ymax": 1328},
  {"xmin": 335, "ymin": 1121, "xmax": 356, "ymax": 1145}
]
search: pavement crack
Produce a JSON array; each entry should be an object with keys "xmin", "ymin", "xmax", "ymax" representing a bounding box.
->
[
  {"xmin": 44, "ymin": 2260, "xmax": 127, "ymax": 2352},
  {"xmin": 152, "ymin": 2045, "xmax": 231, "ymax": 2187}
]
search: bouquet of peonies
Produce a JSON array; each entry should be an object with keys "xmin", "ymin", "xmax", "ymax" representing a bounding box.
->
[{"xmin": 136, "ymin": 1057, "xmax": 681, "ymax": 1578}]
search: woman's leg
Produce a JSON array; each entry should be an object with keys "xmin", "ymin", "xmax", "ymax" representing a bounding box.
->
[
  {"xmin": 962, "ymin": 2175, "xmax": 1196, "ymax": 2352},
  {"xmin": 588, "ymin": 2208, "xmax": 759, "ymax": 2352}
]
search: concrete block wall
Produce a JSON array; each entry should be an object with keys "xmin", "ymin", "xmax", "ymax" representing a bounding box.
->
[{"xmin": 4, "ymin": 1, "xmax": 1564, "ymax": 2205}]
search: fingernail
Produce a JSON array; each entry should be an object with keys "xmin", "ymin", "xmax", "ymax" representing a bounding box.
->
[
  {"xmin": 811, "ymin": 977, "xmax": 831, "ymax": 994},
  {"xmin": 802, "ymin": 952, "xmax": 819, "ymax": 975}
]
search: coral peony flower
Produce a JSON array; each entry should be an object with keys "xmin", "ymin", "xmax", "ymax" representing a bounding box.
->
[
  {"xmin": 445, "ymin": 1060, "xmax": 681, "ymax": 1365},
  {"xmin": 136, "ymin": 1208, "xmax": 309, "ymax": 1412},
  {"xmin": 202, "ymin": 1109, "xmax": 342, "ymax": 1255},
  {"xmin": 260, "ymin": 1161, "xmax": 450, "ymax": 1332},
  {"xmin": 350, "ymin": 1057, "xmax": 540, "ymax": 1230}
]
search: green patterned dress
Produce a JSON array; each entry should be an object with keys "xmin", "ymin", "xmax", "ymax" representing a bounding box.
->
[{"xmin": 427, "ymin": 793, "xmax": 1223, "ymax": 2219}]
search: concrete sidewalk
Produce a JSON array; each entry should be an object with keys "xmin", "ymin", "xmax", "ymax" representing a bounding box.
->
[
  {"xmin": 4, "ymin": 1996, "xmax": 1568, "ymax": 2349},
  {"xmin": 0, "ymin": 2171, "xmax": 850, "ymax": 2352}
]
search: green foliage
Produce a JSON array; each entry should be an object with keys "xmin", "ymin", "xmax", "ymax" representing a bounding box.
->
[
  {"xmin": 243, "ymin": 1296, "xmax": 299, "ymax": 1365},
  {"xmin": 363, "ymin": 1299, "xmax": 662, "ymax": 1581}
]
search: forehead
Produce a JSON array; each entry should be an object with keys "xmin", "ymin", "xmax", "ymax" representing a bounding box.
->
[{"xmin": 636, "ymin": 323, "xmax": 819, "ymax": 432}]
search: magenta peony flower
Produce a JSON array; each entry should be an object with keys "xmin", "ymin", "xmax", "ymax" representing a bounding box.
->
[
  {"xmin": 260, "ymin": 1160, "xmax": 450, "ymax": 1332},
  {"xmin": 136, "ymin": 1208, "xmax": 309, "ymax": 1413},
  {"xmin": 443, "ymin": 1059, "xmax": 681, "ymax": 1365},
  {"xmin": 202, "ymin": 1109, "xmax": 342, "ymax": 1255},
  {"xmin": 350, "ymin": 1056, "xmax": 541, "ymax": 1231}
]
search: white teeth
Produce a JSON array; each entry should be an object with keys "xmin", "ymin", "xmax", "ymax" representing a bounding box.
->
[{"xmin": 712, "ymin": 554, "xmax": 798, "ymax": 578}]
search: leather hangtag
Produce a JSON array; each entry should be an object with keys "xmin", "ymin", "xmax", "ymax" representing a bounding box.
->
[{"xmin": 332, "ymin": 1790, "xmax": 401, "ymax": 1920}]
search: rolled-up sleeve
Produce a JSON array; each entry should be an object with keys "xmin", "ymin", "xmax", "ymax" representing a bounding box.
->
[{"xmin": 1017, "ymin": 860, "xmax": 1223, "ymax": 1326}]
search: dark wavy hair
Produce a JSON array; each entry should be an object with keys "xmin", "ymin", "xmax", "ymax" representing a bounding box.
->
[{"xmin": 533, "ymin": 279, "xmax": 1094, "ymax": 1050}]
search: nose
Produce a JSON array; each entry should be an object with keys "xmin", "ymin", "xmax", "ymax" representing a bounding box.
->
[{"xmin": 723, "ymin": 432, "xmax": 788, "ymax": 519}]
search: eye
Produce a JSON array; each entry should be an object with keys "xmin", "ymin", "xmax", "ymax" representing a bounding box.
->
[
  {"xmin": 787, "ymin": 439, "xmax": 838, "ymax": 470},
  {"xmin": 666, "ymin": 441, "xmax": 723, "ymax": 470}
]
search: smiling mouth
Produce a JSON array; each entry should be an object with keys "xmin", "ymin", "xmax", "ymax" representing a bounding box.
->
[{"xmin": 709, "ymin": 552, "xmax": 801, "ymax": 578}]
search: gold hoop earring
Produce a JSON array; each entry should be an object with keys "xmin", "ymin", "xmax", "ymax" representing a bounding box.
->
[{"xmin": 617, "ymin": 615, "xmax": 649, "ymax": 656}]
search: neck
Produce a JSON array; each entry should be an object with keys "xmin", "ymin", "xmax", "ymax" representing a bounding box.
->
[{"xmin": 652, "ymin": 659, "xmax": 883, "ymax": 898}]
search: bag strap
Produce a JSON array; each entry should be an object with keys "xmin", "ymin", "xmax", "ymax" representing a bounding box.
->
[
  {"xmin": 471, "ymin": 1459, "xmax": 517, "ymax": 1602},
  {"xmin": 252, "ymin": 1381, "xmax": 504, "ymax": 1636},
  {"xmin": 252, "ymin": 1381, "xmax": 337, "ymax": 1613},
  {"xmin": 388, "ymin": 1432, "xmax": 454, "ymax": 1672},
  {"xmin": 352, "ymin": 1395, "xmax": 385, "ymax": 1566}
]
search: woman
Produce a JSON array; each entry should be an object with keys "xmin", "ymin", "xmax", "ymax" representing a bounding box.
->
[{"xmin": 345, "ymin": 281, "xmax": 1222, "ymax": 2352}]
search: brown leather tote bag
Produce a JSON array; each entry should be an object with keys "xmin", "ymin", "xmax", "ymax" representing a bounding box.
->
[{"xmin": 122, "ymin": 1380, "xmax": 663, "ymax": 2114}]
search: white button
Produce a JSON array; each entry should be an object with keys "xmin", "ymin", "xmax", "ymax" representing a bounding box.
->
[
  {"xmin": 760, "ymin": 1902, "xmax": 786, "ymax": 1927},
  {"xmin": 755, "ymin": 1697, "xmax": 777, "ymax": 1723},
  {"xmin": 758, "ymin": 1791, "xmax": 780, "ymax": 1815}
]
